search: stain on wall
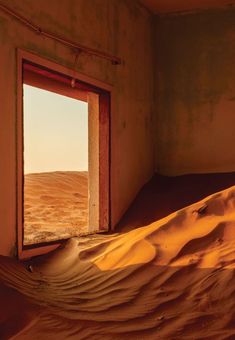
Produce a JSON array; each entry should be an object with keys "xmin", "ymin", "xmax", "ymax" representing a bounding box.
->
[
  {"xmin": 155, "ymin": 9, "xmax": 235, "ymax": 175},
  {"xmin": 0, "ymin": 0, "xmax": 155, "ymax": 256}
]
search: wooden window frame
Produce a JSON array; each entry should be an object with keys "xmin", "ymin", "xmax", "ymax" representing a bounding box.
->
[{"xmin": 17, "ymin": 49, "xmax": 111, "ymax": 259}]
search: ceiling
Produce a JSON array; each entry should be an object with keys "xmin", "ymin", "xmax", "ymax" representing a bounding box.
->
[{"xmin": 141, "ymin": 0, "xmax": 235, "ymax": 14}]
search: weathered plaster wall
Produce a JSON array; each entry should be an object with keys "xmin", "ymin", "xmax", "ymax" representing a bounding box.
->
[
  {"xmin": 155, "ymin": 9, "xmax": 235, "ymax": 175},
  {"xmin": 0, "ymin": 0, "xmax": 155, "ymax": 256},
  {"xmin": 143, "ymin": 0, "xmax": 235, "ymax": 14}
]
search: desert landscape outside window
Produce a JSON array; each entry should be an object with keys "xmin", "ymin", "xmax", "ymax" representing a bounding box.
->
[{"xmin": 23, "ymin": 84, "xmax": 89, "ymax": 245}]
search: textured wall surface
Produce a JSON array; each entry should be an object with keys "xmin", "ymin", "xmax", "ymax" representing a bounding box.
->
[
  {"xmin": 0, "ymin": 0, "xmax": 155, "ymax": 256},
  {"xmin": 142, "ymin": 0, "xmax": 235, "ymax": 14},
  {"xmin": 155, "ymin": 9, "xmax": 235, "ymax": 175}
]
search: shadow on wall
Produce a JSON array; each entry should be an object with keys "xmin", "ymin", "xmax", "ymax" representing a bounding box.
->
[{"xmin": 117, "ymin": 172, "xmax": 235, "ymax": 231}]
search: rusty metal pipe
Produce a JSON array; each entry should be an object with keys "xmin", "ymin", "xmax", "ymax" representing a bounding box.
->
[{"xmin": 0, "ymin": 2, "xmax": 122, "ymax": 65}]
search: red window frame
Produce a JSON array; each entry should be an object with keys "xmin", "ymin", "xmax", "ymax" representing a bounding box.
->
[{"xmin": 17, "ymin": 49, "xmax": 111, "ymax": 259}]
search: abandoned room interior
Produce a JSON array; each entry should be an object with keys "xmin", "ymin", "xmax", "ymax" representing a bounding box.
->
[{"xmin": 1, "ymin": 0, "xmax": 235, "ymax": 338}]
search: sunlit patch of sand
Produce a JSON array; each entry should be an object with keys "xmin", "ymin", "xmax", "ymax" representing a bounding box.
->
[
  {"xmin": 24, "ymin": 171, "xmax": 88, "ymax": 245},
  {"xmin": 1, "ymin": 186, "xmax": 235, "ymax": 338}
]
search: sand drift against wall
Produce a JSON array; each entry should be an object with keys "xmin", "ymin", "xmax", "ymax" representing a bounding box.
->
[{"xmin": 1, "ymin": 186, "xmax": 235, "ymax": 338}]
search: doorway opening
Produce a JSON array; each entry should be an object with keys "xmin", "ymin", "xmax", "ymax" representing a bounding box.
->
[{"xmin": 17, "ymin": 50, "xmax": 111, "ymax": 259}]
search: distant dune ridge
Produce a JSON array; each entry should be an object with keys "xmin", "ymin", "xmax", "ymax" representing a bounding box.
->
[
  {"xmin": 24, "ymin": 171, "xmax": 88, "ymax": 245},
  {"xmin": 1, "ymin": 186, "xmax": 235, "ymax": 338}
]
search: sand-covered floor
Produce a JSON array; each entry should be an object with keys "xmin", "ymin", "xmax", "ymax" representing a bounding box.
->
[
  {"xmin": 24, "ymin": 171, "xmax": 88, "ymax": 245},
  {"xmin": 1, "ymin": 185, "xmax": 235, "ymax": 338}
]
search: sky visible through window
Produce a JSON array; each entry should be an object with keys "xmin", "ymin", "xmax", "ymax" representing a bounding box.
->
[{"xmin": 23, "ymin": 84, "xmax": 88, "ymax": 174}]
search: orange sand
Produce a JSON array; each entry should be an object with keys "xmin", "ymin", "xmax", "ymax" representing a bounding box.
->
[
  {"xmin": 24, "ymin": 171, "xmax": 88, "ymax": 245},
  {"xmin": 1, "ymin": 186, "xmax": 235, "ymax": 338}
]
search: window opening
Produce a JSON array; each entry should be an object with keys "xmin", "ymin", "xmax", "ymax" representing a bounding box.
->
[{"xmin": 23, "ymin": 84, "xmax": 89, "ymax": 245}]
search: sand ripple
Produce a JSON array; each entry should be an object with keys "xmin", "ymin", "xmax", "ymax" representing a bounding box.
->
[{"xmin": 1, "ymin": 187, "xmax": 235, "ymax": 338}]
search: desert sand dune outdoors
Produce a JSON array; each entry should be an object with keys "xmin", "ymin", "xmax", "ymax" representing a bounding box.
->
[
  {"xmin": 24, "ymin": 171, "xmax": 88, "ymax": 245},
  {"xmin": 2, "ymin": 184, "xmax": 235, "ymax": 338}
]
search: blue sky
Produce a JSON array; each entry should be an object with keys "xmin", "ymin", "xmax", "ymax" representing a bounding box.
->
[{"xmin": 23, "ymin": 84, "xmax": 88, "ymax": 174}]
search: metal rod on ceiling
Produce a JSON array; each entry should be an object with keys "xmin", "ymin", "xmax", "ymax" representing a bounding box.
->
[{"xmin": 0, "ymin": 2, "xmax": 122, "ymax": 65}]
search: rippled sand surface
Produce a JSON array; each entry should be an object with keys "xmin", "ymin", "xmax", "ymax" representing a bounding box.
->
[
  {"xmin": 1, "ymin": 186, "xmax": 235, "ymax": 338},
  {"xmin": 24, "ymin": 171, "xmax": 88, "ymax": 245}
]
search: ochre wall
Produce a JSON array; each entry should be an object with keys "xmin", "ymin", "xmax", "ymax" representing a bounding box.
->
[
  {"xmin": 155, "ymin": 9, "xmax": 235, "ymax": 175},
  {"xmin": 143, "ymin": 0, "xmax": 235, "ymax": 14},
  {"xmin": 0, "ymin": 0, "xmax": 155, "ymax": 256}
]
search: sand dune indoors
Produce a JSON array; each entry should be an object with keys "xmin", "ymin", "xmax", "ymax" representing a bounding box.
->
[
  {"xmin": 24, "ymin": 171, "xmax": 88, "ymax": 245},
  {"xmin": 2, "ymin": 185, "xmax": 235, "ymax": 338}
]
